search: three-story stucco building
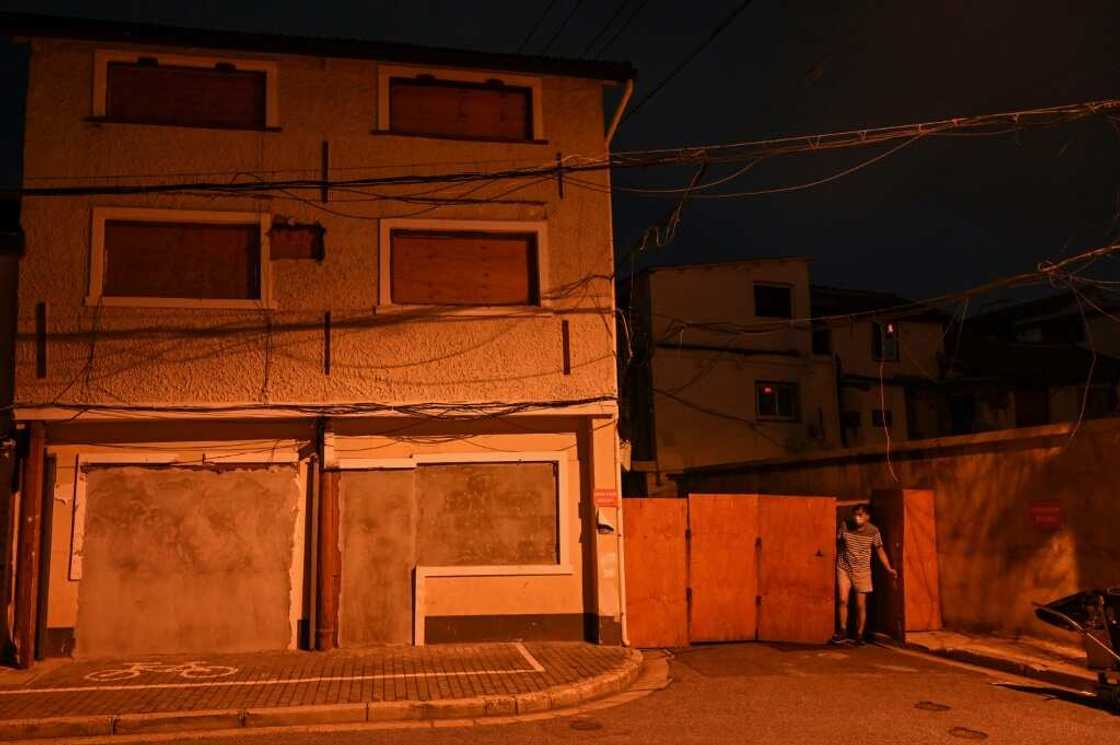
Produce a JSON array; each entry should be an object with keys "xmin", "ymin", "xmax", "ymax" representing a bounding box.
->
[{"xmin": 3, "ymin": 13, "xmax": 635, "ymax": 664}]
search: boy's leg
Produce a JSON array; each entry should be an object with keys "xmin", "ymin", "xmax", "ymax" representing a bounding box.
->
[
  {"xmin": 855, "ymin": 591, "xmax": 868, "ymax": 639},
  {"xmin": 836, "ymin": 568, "xmax": 852, "ymax": 638}
]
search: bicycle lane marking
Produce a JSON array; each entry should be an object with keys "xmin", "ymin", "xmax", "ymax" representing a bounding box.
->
[{"xmin": 0, "ymin": 647, "xmax": 547, "ymax": 695}]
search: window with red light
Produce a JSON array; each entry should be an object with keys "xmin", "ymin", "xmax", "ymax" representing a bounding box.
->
[
  {"xmin": 872, "ymin": 321, "xmax": 900, "ymax": 361},
  {"xmin": 756, "ymin": 381, "xmax": 799, "ymax": 421}
]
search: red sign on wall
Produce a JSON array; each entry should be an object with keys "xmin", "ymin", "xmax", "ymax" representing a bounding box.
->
[
  {"xmin": 594, "ymin": 489, "xmax": 619, "ymax": 508},
  {"xmin": 1029, "ymin": 501, "xmax": 1063, "ymax": 530}
]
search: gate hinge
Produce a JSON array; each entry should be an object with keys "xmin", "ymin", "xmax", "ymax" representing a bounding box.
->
[
  {"xmin": 755, "ymin": 594, "xmax": 762, "ymax": 606},
  {"xmin": 686, "ymin": 587, "xmax": 692, "ymax": 602}
]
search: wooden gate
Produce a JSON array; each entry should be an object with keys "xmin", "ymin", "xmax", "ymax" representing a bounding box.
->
[
  {"xmin": 871, "ymin": 489, "xmax": 942, "ymax": 642},
  {"xmin": 756, "ymin": 495, "xmax": 835, "ymax": 643},
  {"xmin": 622, "ymin": 498, "xmax": 688, "ymax": 648},
  {"xmin": 687, "ymin": 494, "xmax": 758, "ymax": 642},
  {"xmin": 624, "ymin": 494, "xmax": 836, "ymax": 647}
]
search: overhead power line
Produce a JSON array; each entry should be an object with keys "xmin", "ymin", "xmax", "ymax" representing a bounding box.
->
[
  {"xmin": 540, "ymin": 0, "xmax": 588, "ymax": 54},
  {"xmin": 9, "ymin": 99, "xmax": 1119, "ymax": 201},
  {"xmin": 581, "ymin": 0, "xmax": 632, "ymax": 57},
  {"xmin": 621, "ymin": 0, "xmax": 756, "ymax": 123},
  {"xmin": 516, "ymin": 0, "xmax": 562, "ymax": 53},
  {"xmin": 591, "ymin": 0, "xmax": 651, "ymax": 57}
]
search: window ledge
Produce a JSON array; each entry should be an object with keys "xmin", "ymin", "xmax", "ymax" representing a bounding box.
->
[
  {"xmin": 85, "ymin": 295, "xmax": 276, "ymax": 311},
  {"xmin": 370, "ymin": 129, "xmax": 548, "ymax": 146},
  {"xmin": 85, "ymin": 117, "xmax": 282, "ymax": 134},
  {"xmin": 375, "ymin": 304, "xmax": 555, "ymax": 319}
]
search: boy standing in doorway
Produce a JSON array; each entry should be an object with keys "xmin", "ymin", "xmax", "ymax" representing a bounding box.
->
[{"xmin": 831, "ymin": 504, "xmax": 896, "ymax": 645}]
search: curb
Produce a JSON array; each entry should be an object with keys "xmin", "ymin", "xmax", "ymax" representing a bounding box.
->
[
  {"xmin": 0, "ymin": 649, "xmax": 644, "ymax": 741},
  {"xmin": 901, "ymin": 641, "xmax": 1097, "ymax": 692}
]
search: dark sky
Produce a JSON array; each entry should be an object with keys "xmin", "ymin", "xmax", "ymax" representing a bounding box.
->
[{"xmin": 1, "ymin": 0, "xmax": 1118, "ymax": 303}]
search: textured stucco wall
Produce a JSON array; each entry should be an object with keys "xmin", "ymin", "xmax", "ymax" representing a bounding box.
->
[
  {"xmin": 648, "ymin": 260, "xmax": 812, "ymax": 355},
  {"xmin": 76, "ymin": 464, "xmax": 300, "ymax": 657},
  {"xmin": 15, "ymin": 38, "xmax": 617, "ymax": 410},
  {"xmin": 678, "ymin": 418, "xmax": 1120, "ymax": 641}
]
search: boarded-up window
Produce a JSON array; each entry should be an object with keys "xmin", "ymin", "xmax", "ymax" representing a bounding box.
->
[
  {"xmin": 106, "ymin": 62, "xmax": 267, "ymax": 130},
  {"xmin": 102, "ymin": 220, "xmax": 261, "ymax": 299},
  {"xmin": 416, "ymin": 462, "xmax": 559, "ymax": 566},
  {"xmin": 389, "ymin": 76, "xmax": 533, "ymax": 141},
  {"xmin": 390, "ymin": 229, "xmax": 539, "ymax": 306}
]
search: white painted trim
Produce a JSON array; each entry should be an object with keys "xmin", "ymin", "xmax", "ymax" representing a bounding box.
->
[
  {"xmin": 377, "ymin": 217, "xmax": 550, "ymax": 310},
  {"xmin": 376, "ymin": 63, "xmax": 544, "ymax": 140},
  {"xmin": 87, "ymin": 207, "xmax": 274, "ymax": 310},
  {"xmin": 92, "ymin": 49, "xmax": 280, "ymax": 128}
]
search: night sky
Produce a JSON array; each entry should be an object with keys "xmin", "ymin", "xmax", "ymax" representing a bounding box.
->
[{"xmin": 1, "ymin": 0, "xmax": 1118, "ymax": 303}]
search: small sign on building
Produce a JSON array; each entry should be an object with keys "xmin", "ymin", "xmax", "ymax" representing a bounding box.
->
[{"xmin": 1029, "ymin": 500, "xmax": 1063, "ymax": 531}]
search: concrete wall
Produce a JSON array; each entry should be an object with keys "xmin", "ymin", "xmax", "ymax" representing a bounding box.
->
[
  {"xmin": 331, "ymin": 412, "xmax": 631, "ymax": 645},
  {"xmin": 339, "ymin": 469, "xmax": 415, "ymax": 646},
  {"xmin": 15, "ymin": 37, "xmax": 616, "ymax": 411},
  {"xmin": 40, "ymin": 420, "xmax": 311, "ymax": 656},
  {"xmin": 76, "ymin": 464, "xmax": 301, "ymax": 657},
  {"xmin": 676, "ymin": 417, "xmax": 1120, "ymax": 642}
]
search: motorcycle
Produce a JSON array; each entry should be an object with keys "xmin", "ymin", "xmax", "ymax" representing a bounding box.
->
[{"xmin": 1034, "ymin": 588, "xmax": 1120, "ymax": 712}]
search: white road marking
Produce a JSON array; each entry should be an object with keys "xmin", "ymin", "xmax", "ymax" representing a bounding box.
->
[
  {"xmin": 0, "ymin": 644, "xmax": 548, "ymax": 696},
  {"xmin": 513, "ymin": 642, "xmax": 546, "ymax": 672}
]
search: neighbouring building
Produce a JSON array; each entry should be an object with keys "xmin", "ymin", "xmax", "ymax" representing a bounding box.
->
[
  {"xmin": 3, "ymin": 12, "xmax": 635, "ymax": 665},
  {"xmin": 940, "ymin": 290, "xmax": 1120, "ymax": 433},
  {"xmin": 809, "ymin": 286, "xmax": 948, "ymax": 444},
  {"xmin": 618, "ymin": 266, "xmax": 952, "ymax": 495}
]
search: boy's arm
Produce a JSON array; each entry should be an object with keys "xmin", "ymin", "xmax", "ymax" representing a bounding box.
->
[{"xmin": 876, "ymin": 546, "xmax": 897, "ymax": 577}]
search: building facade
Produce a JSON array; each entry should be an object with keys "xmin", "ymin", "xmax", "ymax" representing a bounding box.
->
[
  {"xmin": 5, "ymin": 14, "xmax": 634, "ymax": 664},
  {"xmin": 620, "ymin": 265, "xmax": 948, "ymax": 495}
]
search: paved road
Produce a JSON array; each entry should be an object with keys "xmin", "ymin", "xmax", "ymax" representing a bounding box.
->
[{"xmin": 168, "ymin": 643, "xmax": 1119, "ymax": 745}]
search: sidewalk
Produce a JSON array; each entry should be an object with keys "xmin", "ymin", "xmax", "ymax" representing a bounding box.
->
[
  {"xmin": 0, "ymin": 642, "xmax": 643, "ymax": 741},
  {"xmin": 905, "ymin": 630, "xmax": 1100, "ymax": 691}
]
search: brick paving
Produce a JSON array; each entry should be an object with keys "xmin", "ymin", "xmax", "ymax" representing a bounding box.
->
[{"xmin": 0, "ymin": 642, "xmax": 632, "ymax": 720}]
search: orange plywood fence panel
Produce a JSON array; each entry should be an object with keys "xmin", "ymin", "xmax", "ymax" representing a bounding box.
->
[
  {"xmin": 902, "ymin": 489, "xmax": 942, "ymax": 632},
  {"xmin": 688, "ymin": 494, "xmax": 759, "ymax": 643},
  {"xmin": 756, "ymin": 495, "xmax": 837, "ymax": 644},
  {"xmin": 623, "ymin": 498, "xmax": 689, "ymax": 648}
]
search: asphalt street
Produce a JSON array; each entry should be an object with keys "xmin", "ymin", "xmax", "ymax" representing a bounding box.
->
[{"xmin": 135, "ymin": 643, "xmax": 1120, "ymax": 745}]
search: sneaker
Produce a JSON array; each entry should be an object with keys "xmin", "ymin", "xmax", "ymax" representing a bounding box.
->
[
  {"xmin": 828, "ymin": 634, "xmax": 849, "ymax": 645},
  {"xmin": 852, "ymin": 638, "xmax": 866, "ymax": 647}
]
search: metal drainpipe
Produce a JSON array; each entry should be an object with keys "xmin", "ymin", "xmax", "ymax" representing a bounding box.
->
[{"xmin": 613, "ymin": 423, "xmax": 630, "ymax": 646}]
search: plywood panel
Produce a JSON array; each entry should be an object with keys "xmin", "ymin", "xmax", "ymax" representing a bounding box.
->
[
  {"xmin": 107, "ymin": 62, "xmax": 267, "ymax": 130},
  {"xmin": 103, "ymin": 220, "xmax": 260, "ymax": 299},
  {"xmin": 623, "ymin": 499, "xmax": 687, "ymax": 648},
  {"xmin": 391, "ymin": 230, "xmax": 538, "ymax": 306},
  {"xmin": 689, "ymin": 494, "xmax": 758, "ymax": 642},
  {"xmin": 390, "ymin": 77, "xmax": 533, "ymax": 141},
  {"xmin": 902, "ymin": 489, "xmax": 942, "ymax": 631},
  {"xmin": 757, "ymin": 495, "xmax": 835, "ymax": 643}
]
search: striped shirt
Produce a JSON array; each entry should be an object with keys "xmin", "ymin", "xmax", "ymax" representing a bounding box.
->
[{"xmin": 837, "ymin": 522, "xmax": 882, "ymax": 578}]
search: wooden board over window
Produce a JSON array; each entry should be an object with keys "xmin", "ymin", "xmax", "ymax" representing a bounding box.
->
[
  {"xmin": 415, "ymin": 462, "xmax": 559, "ymax": 566},
  {"xmin": 102, "ymin": 220, "xmax": 261, "ymax": 300},
  {"xmin": 390, "ymin": 229, "xmax": 539, "ymax": 306},
  {"xmin": 389, "ymin": 76, "xmax": 533, "ymax": 141},
  {"xmin": 106, "ymin": 62, "xmax": 267, "ymax": 130}
]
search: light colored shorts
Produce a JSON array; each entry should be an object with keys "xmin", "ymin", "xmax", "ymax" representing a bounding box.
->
[{"xmin": 838, "ymin": 565, "xmax": 873, "ymax": 595}]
